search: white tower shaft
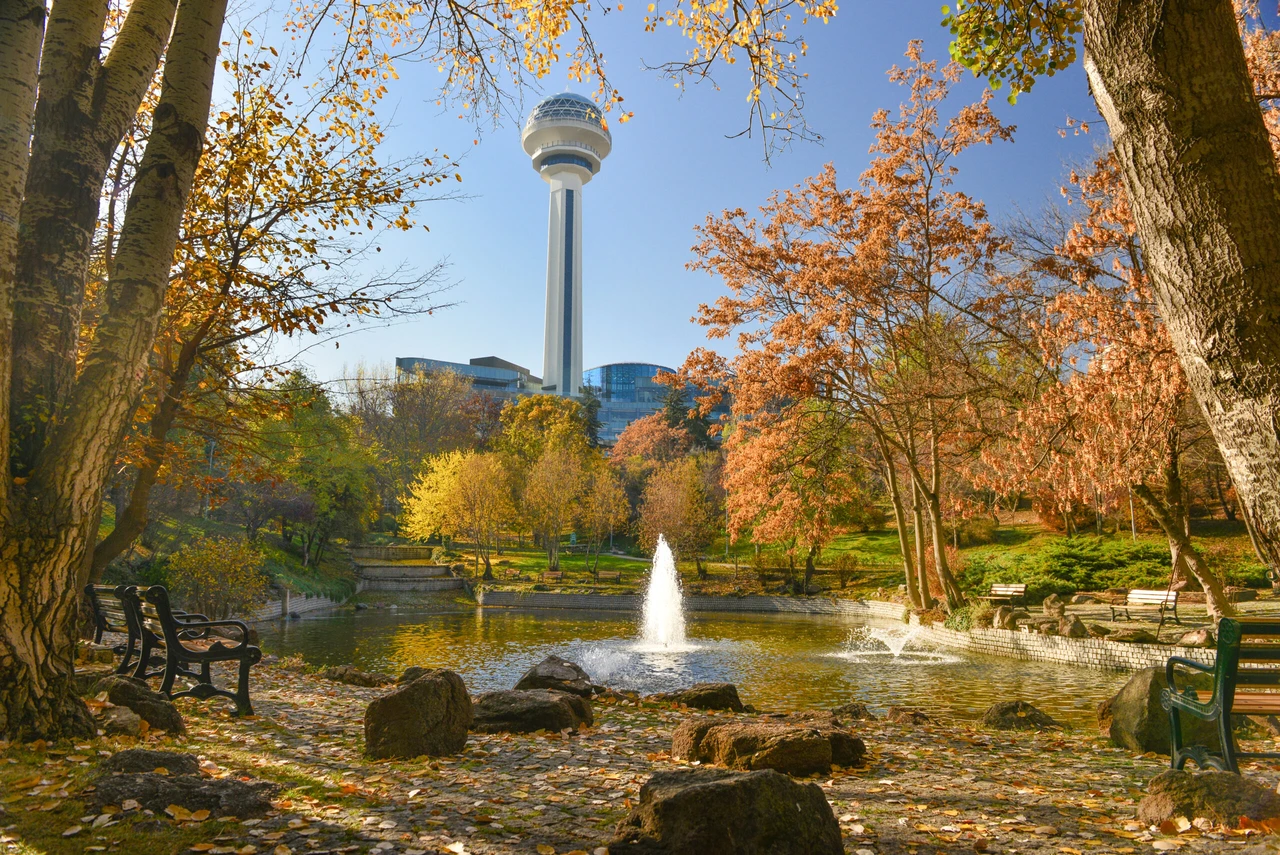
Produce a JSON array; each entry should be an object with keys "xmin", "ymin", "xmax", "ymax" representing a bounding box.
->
[{"xmin": 541, "ymin": 172, "xmax": 584, "ymax": 396}]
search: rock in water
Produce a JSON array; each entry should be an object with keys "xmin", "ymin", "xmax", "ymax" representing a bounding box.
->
[
  {"xmin": 885, "ymin": 706, "xmax": 930, "ymax": 724},
  {"xmin": 363, "ymin": 668, "xmax": 472, "ymax": 759},
  {"xmin": 397, "ymin": 665, "xmax": 430, "ymax": 684},
  {"xmin": 319, "ymin": 665, "xmax": 394, "ymax": 687},
  {"xmin": 1137, "ymin": 770, "xmax": 1280, "ymax": 824},
  {"xmin": 102, "ymin": 750, "xmax": 201, "ymax": 776},
  {"xmin": 513, "ymin": 655, "xmax": 594, "ymax": 697},
  {"xmin": 610, "ymin": 768, "xmax": 843, "ymax": 855},
  {"xmin": 471, "ymin": 689, "xmax": 593, "ymax": 733},
  {"xmin": 92, "ymin": 675, "xmax": 185, "ymax": 735},
  {"xmin": 982, "ymin": 701, "xmax": 1063, "ymax": 732},
  {"xmin": 646, "ymin": 683, "xmax": 745, "ymax": 712},
  {"xmin": 830, "ymin": 702, "xmax": 878, "ymax": 721},
  {"xmin": 1106, "ymin": 667, "xmax": 1219, "ymax": 755}
]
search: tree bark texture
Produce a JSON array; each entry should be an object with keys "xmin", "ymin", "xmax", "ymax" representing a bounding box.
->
[
  {"xmin": 1082, "ymin": 0, "xmax": 1280, "ymax": 572},
  {"xmin": 0, "ymin": 0, "xmax": 46, "ymax": 492},
  {"xmin": 0, "ymin": 0, "xmax": 226, "ymax": 741}
]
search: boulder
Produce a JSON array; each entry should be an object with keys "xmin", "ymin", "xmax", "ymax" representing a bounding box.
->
[
  {"xmin": 363, "ymin": 668, "xmax": 471, "ymax": 759},
  {"xmin": 886, "ymin": 706, "xmax": 930, "ymax": 724},
  {"xmin": 92, "ymin": 675, "xmax": 185, "ymax": 735},
  {"xmin": 319, "ymin": 665, "xmax": 394, "ymax": 687},
  {"xmin": 1177, "ymin": 628, "xmax": 1216, "ymax": 648},
  {"xmin": 982, "ymin": 701, "xmax": 1063, "ymax": 732},
  {"xmin": 1042, "ymin": 593, "xmax": 1066, "ymax": 618},
  {"xmin": 397, "ymin": 665, "xmax": 431, "ymax": 684},
  {"xmin": 671, "ymin": 718, "xmax": 859, "ymax": 776},
  {"xmin": 1070, "ymin": 594, "xmax": 1102, "ymax": 605},
  {"xmin": 1137, "ymin": 769, "xmax": 1280, "ymax": 824},
  {"xmin": 1087, "ymin": 624, "xmax": 1113, "ymax": 638},
  {"xmin": 1060, "ymin": 615, "xmax": 1089, "ymax": 639},
  {"xmin": 1110, "ymin": 629, "xmax": 1161, "ymax": 644},
  {"xmin": 92, "ymin": 772, "xmax": 277, "ymax": 818},
  {"xmin": 646, "ymin": 682, "xmax": 745, "ymax": 712},
  {"xmin": 100, "ymin": 706, "xmax": 142, "ymax": 737},
  {"xmin": 771, "ymin": 712, "xmax": 867, "ymax": 767},
  {"xmin": 513, "ymin": 655, "xmax": 594, "ymax": 698},
  {"xmin": 831, "ymin": 702, "xmax": 878, "ymax": 721},
  {"xmin": 102, "ymin": 749, "xmax": 201, "ymax": 776},
  {"xmin": 1228, "ymin": 587, "xmax": 1259, "ymax": 603},
  {"xmin": 992, "ymin": 606, "xmax": 1015, "ymax": 630},
  {"xmin": 1106, "ymin": 667, "xmax": 1219, "ymax": 755},
  {"xmin": 471, "ymin": 689, "xmax": 593, "ymax": 733},
  {"xmin": 610, "ymin": 768, "xmax": 843, "ymax": 855}
]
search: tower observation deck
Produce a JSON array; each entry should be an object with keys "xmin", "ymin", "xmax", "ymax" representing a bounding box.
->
[{"xmin": 521, "ymin": 93, "xmax": 612, "ymax": 396}]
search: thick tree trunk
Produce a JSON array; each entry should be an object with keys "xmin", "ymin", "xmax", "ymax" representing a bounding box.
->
[
  {"xmin": 876, "ymin": 434, "xmax": 923, "ymax": 609},
  {"xmin": 1133, "ymin": 481, "xmax": 1234, "ymax": 620},
  {"xmin": 922, "ymin": 490, "xmax": 966, "ymax": 609},
  {"xmin": 911, "ymin": 489, "xmax": 933, "ymax": 609},
  {"xmin": 1082, "ymin": 0, "xmax": 1280, "ymax": 573}
]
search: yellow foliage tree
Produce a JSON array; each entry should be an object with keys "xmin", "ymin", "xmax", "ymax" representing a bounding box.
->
[
  {"xmin": 403, "ymin": 450, "xmax": 512, "ymax": 578},
  {"xmin": 166, "ymin": 536, "xmax": 271, "ymax": 620}
]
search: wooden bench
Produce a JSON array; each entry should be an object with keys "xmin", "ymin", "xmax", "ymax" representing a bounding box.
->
[
  {"xmin": 973, "ymin": 584, "xmax": 1026, "ymax": 607},
  {"xmin": 1111, "ymin": 588, "xmax": 1180, "ymax": 631},
  {"xmin": 1163, "ymin": 617, "xmax": 1280, "ymax": 772},
  {"xmin": 596, "ymin": 570, "xmax": 621, "ymax": 583},
  {"xmin": 503, "ymin": 568, "xmax": 522, "ymax": 580},
  {"xmin": 541, "ymin": 570, "xmax": 563, "ymax": 583},
  {"xmin": 126, "ymin": 585, "xmax": 261, "ymax": 716}
]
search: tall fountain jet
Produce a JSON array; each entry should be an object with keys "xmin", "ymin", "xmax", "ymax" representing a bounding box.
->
[{"xmin": 521, "ymin": 93, "xmax": 612, "ymax": 396}]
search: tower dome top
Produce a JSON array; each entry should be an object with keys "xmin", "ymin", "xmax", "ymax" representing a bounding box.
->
[{"xmin": 524, "ymin": 93, "xmax": 611, "ymax": 142}]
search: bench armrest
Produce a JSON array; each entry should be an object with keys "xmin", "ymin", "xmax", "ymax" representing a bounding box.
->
[
  {"xmin": 170, "ymin": 618, "xmax": 253, "ymax": 648},
  {"xmin": 1166, "ymin": 655, "xmax": 1213, "ymax": 696}
]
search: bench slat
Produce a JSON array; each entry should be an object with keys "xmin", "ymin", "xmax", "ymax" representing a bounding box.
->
[{"xmin": 1195, "ymin": 690, "xmax": 1280, "ymax": 714}]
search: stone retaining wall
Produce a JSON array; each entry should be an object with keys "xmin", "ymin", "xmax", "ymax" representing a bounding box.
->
[
  {"xmin": 247, "ymin": 591, "xmax": 347, "ymax": 622},
  {"xmin": 475, "ymin": 590, "xmax": 910, "ymax": 622},
  {"xmin": 358, "ymin": 577, "xmax": 466, "ymax": 593},
  {"xmin": 909, "ymin": 620, "xmax": 1215, "ymax": 672}
]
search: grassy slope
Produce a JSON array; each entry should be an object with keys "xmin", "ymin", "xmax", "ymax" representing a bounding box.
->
[{"xmin": 99, "ymin": 505, "xmax": 357, "ymax": 600}]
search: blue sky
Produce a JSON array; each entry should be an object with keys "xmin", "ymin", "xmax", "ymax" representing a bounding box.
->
[{"xmin": 294, "ymin": 2, "xmax": 1109, "ymax": 383}]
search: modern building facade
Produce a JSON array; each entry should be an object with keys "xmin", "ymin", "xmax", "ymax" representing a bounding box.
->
[
  {"xmin": 395, "ymin": 356, "xmax": 541, "ymax": 397},
  {"xmin": 521, "ymin": 93, "xmax": 612, "ymax": 397}
]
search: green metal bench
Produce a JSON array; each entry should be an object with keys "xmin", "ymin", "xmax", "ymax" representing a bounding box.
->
[{"xmin": 1162, "ymin": 617, "xmax": 1280, "ymax": 772}]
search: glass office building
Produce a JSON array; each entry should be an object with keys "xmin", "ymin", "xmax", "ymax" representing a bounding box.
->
[{"xmin": 584, "ymin": 362, "xmax": 730, "ymax": 444}]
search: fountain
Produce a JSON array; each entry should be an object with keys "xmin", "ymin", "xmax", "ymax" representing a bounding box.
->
[
  {"xmin": 828, "ymin": 625, "xmax": 959, "ymax": 665},
  {"xmin": 639, "ymin": 535, "xmax": 686, "ymax": 648}
]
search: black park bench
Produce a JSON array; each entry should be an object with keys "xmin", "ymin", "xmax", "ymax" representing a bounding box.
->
[
  {"xmin": 85, "ymin": 584, "xmax": 142, "ymax": 675},
  {"xmin": 973, "ymin": 583, "xmax": 1027, "ymax": 607},
  {"xmin": 1111, "ymin": 588, "xmax": 1180, "ymax": 633},
  {"xmin": 1162, "ymin": 617, "xmax": 1280, "ymax": 773},
  {"xmin": 120, "ymin": 585, "xmax": 262, "ymax": 716}
]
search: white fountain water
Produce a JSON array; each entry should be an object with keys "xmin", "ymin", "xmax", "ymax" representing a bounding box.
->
[
  {"xmin": 826, "ymin": 625, "xmax": 960, "ymax": 665},
  {"xmin": 867, "ymin": 625, "xmax": 919, "ymax": 656},
  {"xmin": 640, "ymin": 535, "xmax": 687, "ymax": 649}
]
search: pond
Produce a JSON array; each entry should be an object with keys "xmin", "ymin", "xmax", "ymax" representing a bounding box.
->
[{"xmin": 257, "ymin": 607, "xmax": 1126, "ymax": 727}]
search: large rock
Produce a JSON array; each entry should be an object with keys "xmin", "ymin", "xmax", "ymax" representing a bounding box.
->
[
  {"xmin": 671, "ymin": 718, "xmax": 860, "ymax": 776},
  {"xmin": 610, "ymin": 768, "xmax": 842, "ymax": 855},
  {"xmin": 92, "ymin": 772, "xmax": 277, "ymax": 818},
  {"xmin": 102, "ymin": 749, "xmax": 200, "ymax": 776},
  {"xmin": 320, "ymin": 665, "xmax": 394, "ymax": 687},
  {"xmin": 1137, "ymin": 770, "xmax": 1280, "ymax": 824},
  {"xmin": 1106, "ymin": 667, "xmax": 1219, "ymax": 755},
  {"xmin": 831, "ymin": 702, "xmax": 878, "ymax": 721},
  {"xmin": 513, "ymin": 655, "xmax": 594, "ymax": 698},
  {"xmin": 885, "ymin": 706, "xmax": 930, "ymax": 725},
  {"xmin": 1110, "ymin": 628, "xmax": 1160, "ymax": 644},
  {"xmin": 471, "ymin": 689, "xmax": 593, "ymax": 733},
  {"xmin": 100, "ymin": 706, "xmax": 142, "ymax": 737},
  {"xmin": 647, "ymin": 682, "xmax": 745, "ymax": 712},
  {"xmin": 1176, "ymin": 628, "xmax": 1215, "ymax": 648},
  {"xmin": 363, "ymin": 668, "xmax": 471, "ymax": 759},
  {"xmin": 1042, "ymin": 593, "xmax": 1066, "ymax": 618},
  {"xmin": 1060, "ymin": 615, "xmax": 1088, "ymax": 639},
  {"xmin": 982, "ymin": 701, "xmax": 1063, "ymax": 732},
  {"xmin": 397, "ymin": 665, "xmax": 431, "ymax": 684},
  {"xmin": 92, "ymin": 675, "xmax": 185, "ymax": 735}
]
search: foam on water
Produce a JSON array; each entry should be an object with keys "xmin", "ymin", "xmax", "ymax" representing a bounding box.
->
[{"xmin": 827, "ymin": 625, "xmax": 961, "ymax": 665}]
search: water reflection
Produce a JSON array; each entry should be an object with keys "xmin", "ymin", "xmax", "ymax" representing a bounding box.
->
[{"xmin": 257, "ymin": 608, "xmax": 1126, "ymax": 726}]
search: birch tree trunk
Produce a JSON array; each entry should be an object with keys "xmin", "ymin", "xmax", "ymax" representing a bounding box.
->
[
  {"xmin": 0, "ymin": 0, "xmax": 226, "ymax": 741},
  {"xmin": 1082, "ymin": 0, "xmax": 1280, "ymax": 572}
]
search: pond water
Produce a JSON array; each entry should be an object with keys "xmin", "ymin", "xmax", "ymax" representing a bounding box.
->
[{"xmin": 257, "ymin": 607, "xmax": 1126, "ymax": 727}]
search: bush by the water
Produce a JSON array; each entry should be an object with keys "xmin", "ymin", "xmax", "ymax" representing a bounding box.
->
[{"xmin": 167, "ymin": 535, "xmax": 272, "ymax": 618}]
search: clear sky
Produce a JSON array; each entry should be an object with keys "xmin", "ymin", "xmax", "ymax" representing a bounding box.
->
[{"xmin": 293, "ymin": 2, "xmax": 1111, "ymax": 384}]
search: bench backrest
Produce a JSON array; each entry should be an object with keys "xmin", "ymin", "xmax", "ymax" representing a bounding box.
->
[
  {"xmin": 1220, "ymin": 618, "xmax": 1280, "ymax": 689},
  {"xmin": 85, "ymin": 584, "xmax": 130, "ymax": 635},
  {"xmin": 988, "ymin": 584, "xmax": 1026, "ymax": 596},
  {"xmin": 1128, "ymin": 589, "xmax": 1177, "ymax": 606}
]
